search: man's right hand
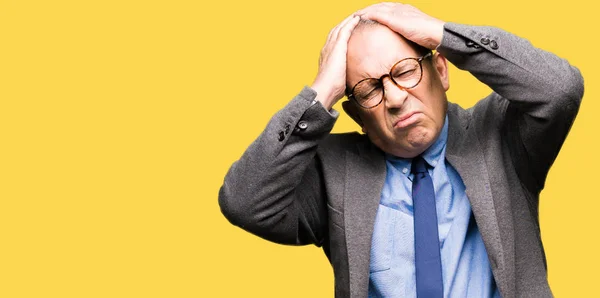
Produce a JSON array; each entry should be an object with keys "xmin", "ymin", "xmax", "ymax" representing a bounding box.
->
[{"xmin": 311, "ymin": 14, "xmax": 361, "ymax": 111}]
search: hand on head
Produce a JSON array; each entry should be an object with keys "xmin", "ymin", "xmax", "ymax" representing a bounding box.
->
[
  {"xmin": 311, "ymin": 14, "xmax": 361, "ymax": 110},
  {"xmin": 354, "ymin": 2, "xmax": 445, "ymax": 50},
  {"xmin": 311, "ymin": 2, "xmax": 445, "ymax": 111}
]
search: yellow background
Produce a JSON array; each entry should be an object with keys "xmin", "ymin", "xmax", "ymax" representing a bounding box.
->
[{"xmin": 1, "ymin": 0, "xmax": 598, "ymax": 297}]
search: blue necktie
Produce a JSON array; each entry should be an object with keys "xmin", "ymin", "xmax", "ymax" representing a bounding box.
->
[{"xmin": 412, "ymin": 156, "xmax": 443, "ymax": 298}]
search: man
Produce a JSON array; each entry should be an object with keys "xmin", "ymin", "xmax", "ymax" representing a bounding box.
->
[{"xmin": 219, "ymin": 2, "xmax": 584, "ymax": 297}]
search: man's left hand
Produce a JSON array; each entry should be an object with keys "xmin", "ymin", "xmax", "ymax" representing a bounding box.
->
[{"xmin": 355, "ymin": 2, "xmax": 445, "ymax": 50}]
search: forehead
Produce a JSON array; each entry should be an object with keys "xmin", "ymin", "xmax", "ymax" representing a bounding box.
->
[{"xmin": 346, "ymin": 25, "xmax": 420, "ymax": 84}]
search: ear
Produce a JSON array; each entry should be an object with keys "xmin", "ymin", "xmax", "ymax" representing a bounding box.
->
[
  {"xmin": 342, "ymin": 100, "xmax": 364, "ymax": 128},
  {"xmin": 432, "ymin": 52, "xmax": 450, "ymax": 91}
]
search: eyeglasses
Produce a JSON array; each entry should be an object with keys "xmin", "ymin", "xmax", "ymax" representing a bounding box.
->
[{"xmin": 347, "ymin": 52, "xmax": 432, "ymax": 109}]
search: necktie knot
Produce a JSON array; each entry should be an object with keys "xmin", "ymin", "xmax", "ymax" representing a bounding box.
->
[{"xmin": 411, "ymin": 156, "xmax": 428, "ymax": 174}]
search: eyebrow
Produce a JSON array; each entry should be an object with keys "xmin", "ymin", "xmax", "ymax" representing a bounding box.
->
[
  {"xmin": 356, "ymin": 70, "xmax": 387, "ymax": 84},
  {"xmin": 360, "ymin": 58, "xmax": 402, "ymax": 81}
]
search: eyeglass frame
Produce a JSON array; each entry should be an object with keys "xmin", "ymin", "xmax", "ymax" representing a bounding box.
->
[{"xmin": 346, "ymin": 51, "xmax": 433, "ymax": 109}]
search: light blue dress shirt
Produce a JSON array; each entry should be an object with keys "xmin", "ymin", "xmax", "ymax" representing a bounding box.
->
[{"xmin": 368, "ymin": 117, "xmax": 501, "ymax": 298}]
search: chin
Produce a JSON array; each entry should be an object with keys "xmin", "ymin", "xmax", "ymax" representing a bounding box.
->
[{"xmin": 405, "ymin": 126, "xmax": 434, "ymax": 151}]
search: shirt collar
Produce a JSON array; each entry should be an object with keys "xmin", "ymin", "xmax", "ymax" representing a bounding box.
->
[{"xmin": 385, "ymin": 115, "xmax": 449, "ymax": 176}]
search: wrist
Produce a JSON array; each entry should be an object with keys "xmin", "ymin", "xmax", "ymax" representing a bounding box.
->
[
  {"xmin": 310, "ymin": 83, "xmax": 337, "ymax": 110},
  {"xmin": 429, "ymin": 21, "xmax": 446, "ymax": 49}
]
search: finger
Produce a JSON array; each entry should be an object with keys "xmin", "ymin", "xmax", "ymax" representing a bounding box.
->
[
  {"xmin": 330, "ymin": 16, "xmax": 353, "ymax": 42},
  {"xmin": 326, "ymin": 15, "xmax": 350, "ymax": 45},
  {"xmin": 336, "ymin": 15, "xmax": 361, "ymax": 43},
  {"xmin": 331, "ymin": 13, "xmax": 358, "ymax": 41},
  {"xmin": 327, "ymin": 14, "xmax": 354, "ymax": 43},
  {"xmin": 359, "ymin": 8, "xmax": 394, "ymax": 27},
  {"xmin": 330, "ymin": 16, "xmax": 360, "ymax": 60},
  {"xmin": 354, "ymin": 3, "xmax": 382, "ymax": 15},
  {"xmin": 355, "ymin": 2, "xmax": 392, "ymax": 16},
  {"xmin": 322, "ymin": 14, "xmax": 359, "ymax": 66},
  {"xmin": 326, "ymin": 26, "xmax": 336, "ymax": 44}
]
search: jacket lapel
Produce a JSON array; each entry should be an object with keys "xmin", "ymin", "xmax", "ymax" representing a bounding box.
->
[
  {"xmin": 344, "ymin": 140, "xmax": 386, "ymax": 297},
  {"xmin": 445, "ymin": 103, "xmax": 507, "ymax": 293}
]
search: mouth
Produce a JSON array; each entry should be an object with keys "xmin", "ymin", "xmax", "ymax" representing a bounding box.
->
[{"xmin": 393, "ymin": 112, "xmax": 422, "ymax": 129}]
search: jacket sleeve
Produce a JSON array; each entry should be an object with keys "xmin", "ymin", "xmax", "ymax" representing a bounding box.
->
[
  {"xmin": 437, "ymin": 23, "xmax": 584, "ymax": 192},
  {"xmin": 218, "ymin": 87, "xmax": 338, "ymax": 246}
]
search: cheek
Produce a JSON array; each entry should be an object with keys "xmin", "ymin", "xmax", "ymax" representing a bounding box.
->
[
  {"xmin": 423, "ymin": 99, "xmax": 446, "ymax": 128},
  {"xmin": 416, "ymin": 84, "xmax": 447, "ymax": 120},
  {"xmin": 364, "ymin": 109, "xmax": 391, "ymax": 133}
]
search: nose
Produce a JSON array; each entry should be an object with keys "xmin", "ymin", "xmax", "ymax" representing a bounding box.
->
[{"xmin": 382, "ymin": 77, "xmax": 408, "ymax": 111}]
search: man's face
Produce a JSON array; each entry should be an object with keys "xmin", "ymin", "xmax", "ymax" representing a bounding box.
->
[{"xmin": 345, "ymin": 24, "xmax": 450, "ymax": 158}]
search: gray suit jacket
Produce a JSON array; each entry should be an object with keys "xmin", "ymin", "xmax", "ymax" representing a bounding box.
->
[{"xmin": 219, "ymin": 23, "xmax": 584, "ymax": 297}]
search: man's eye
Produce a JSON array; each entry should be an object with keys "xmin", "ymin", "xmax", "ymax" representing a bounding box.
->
[
  {"xmin": 394, "ymin": 69, "xmax": 416, "ymax": 78},
  {"xmin": 365, "ymin": 88, "xmax": 381, "ymax": 98},
  {"xmin": 357, "ymin": 85, "xmax": 380, "ymax": 97}
]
